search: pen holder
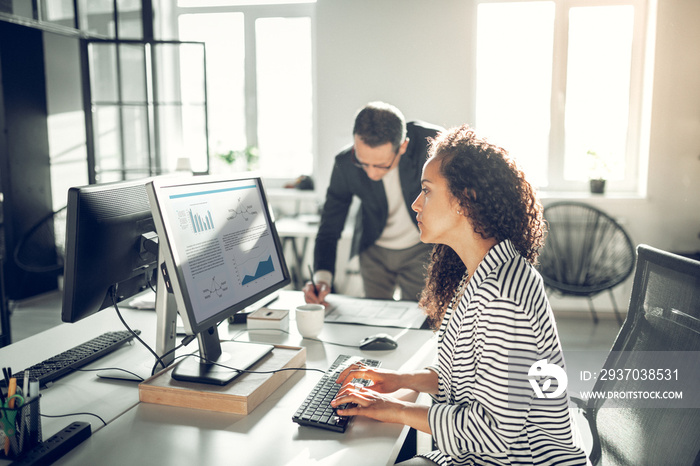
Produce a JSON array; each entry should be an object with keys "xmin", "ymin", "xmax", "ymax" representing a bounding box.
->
[{"xmin": 0, "ymin": 395, "xmax": 42, "ymax": 459}]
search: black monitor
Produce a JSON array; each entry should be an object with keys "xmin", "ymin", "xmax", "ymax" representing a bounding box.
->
[
  {"xmin": 146, "ymin": 174, "xmax": 291, "ymax": 385},
  {"xmin": 62, "ymin": 179, "xmax": 158, "ymax": 324}
]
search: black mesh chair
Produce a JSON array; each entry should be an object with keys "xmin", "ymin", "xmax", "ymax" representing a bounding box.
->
[
  {"xmin": 539, "ymin": 202, "xmax": 635, "ymax": 324},
  {"xmin": 573, "ymin": 245, "xmax": 700, "ymax": 465},
  {"xmin": 13, "ymin": 205, "xmax": 66, "ymax": 275}
]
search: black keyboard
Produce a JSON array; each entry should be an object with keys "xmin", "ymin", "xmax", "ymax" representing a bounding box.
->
[
  {"xmin": 292, "ymin": 354, "xmax": 381, "ymax": 432},
  {"xmin": 6, "ymin": 330, "xmax": 140, "ymax": 388}
]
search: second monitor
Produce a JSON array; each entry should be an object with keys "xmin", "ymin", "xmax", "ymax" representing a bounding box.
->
[{"xmin": 147, "ymin": 174, "xmax": 291, "ymax": 385}]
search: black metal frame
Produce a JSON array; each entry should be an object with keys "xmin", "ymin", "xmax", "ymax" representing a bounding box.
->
[
  {"xmin": 539, "ymin": 201, "xmax": 636, "ymax": 324},
  {"xmin": 81, "ymin": 37, "xmax": 209, "ymax": 184},
  {"xmin": 0, "ymin": 254, "xmax": 10, "ymax": 347}
]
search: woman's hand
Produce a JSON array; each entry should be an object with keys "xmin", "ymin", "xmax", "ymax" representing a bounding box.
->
[
  {"xmin": 335, "ymin": 364, "xmax": 403, "ymax": 394},
  {"xmin": 330, "ymin": 384, "xmax": 408, "ymax": 424},
  {"xmin": 332, "ymin": 362, "xmax": 434, "ymax": 433}
]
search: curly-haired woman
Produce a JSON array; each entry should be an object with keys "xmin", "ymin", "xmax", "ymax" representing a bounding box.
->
[{"xmin": 332, "ymin": 126, "xmax": 587, "ymax": 465}]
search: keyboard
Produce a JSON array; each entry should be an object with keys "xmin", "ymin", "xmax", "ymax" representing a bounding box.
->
[
  {"xmin": 292, "ymin": 354, "xmax": 381, "ymax": 432},
  {"xmin": 5, "ymin": 330, "xmax": 140, "ymax": 388}
]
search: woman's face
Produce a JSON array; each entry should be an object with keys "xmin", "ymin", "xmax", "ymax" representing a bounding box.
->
[{"xmin": 411, "ymin": 156, "xmax": 466, "ymax": 246}]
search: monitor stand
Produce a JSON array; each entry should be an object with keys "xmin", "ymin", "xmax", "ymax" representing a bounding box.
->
[
  {"xmin": 171, "ymin": 326, "xmax": 274, "ymax": 386},
  {"xmin": 153, "ymin": 252, "xmax": 273, "ymax": 386}
]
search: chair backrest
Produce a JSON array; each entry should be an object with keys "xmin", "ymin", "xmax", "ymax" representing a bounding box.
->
[
  {"xmin": 585, "ymin": 244, "xmax": 700, "ymax": 465},
  {"xmin": 539, "ymin": 202, "xmax": 635, "ymax": 296}
]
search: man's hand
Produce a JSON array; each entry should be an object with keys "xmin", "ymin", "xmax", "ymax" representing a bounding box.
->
[{"xmin": 303, "ymin": 280, "xmax": 330, "ymax": 305}]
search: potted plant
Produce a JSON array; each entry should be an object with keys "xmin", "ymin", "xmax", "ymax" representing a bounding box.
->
[
  {"xmin": 587, "ymin": 150, "xmax": 609, "ymax": 194},
  {"xmin": 217, "ymin": 145, "xmax": 259, "ymax": 171}
]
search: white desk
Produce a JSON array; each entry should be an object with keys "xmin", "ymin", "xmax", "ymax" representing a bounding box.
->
[
  {"xmin": 1, "ymin": 292, "xmax": 436, "ymax": 465},
  {"xmin": 275, "ymin": 217, "xmax": 353, "ymax": 290},
  {"xmin": 275, "ymin": 216, "xmax": 320, "ymax": 288},
  {"xmin": 266, "ymin": 188, "xmax": 320, "ymax": 220}
]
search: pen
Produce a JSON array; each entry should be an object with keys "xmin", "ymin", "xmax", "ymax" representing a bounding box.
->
[
  {"xmin": 5, "ymin": 377, "xmax": 16, "ymax": 455},
  {"xmin": 308, "ymin": 265, "xmax": 318, "ymax": 294},
  {"xmin": 7, "ymin": 378, "xmax": 16, "ymax": 407},
  {"xmin": 29, "ymin": 379, "xmax": 39, "ymax": 401},
  {"xmin": 23, "ymin": 371, "xmax": 29, "ymax": 399}
]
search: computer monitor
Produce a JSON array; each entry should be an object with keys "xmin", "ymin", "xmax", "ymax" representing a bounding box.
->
[
  {"xmin": 62, "ymin": 178, "xmax": 158, "ymax": 324},
  {"xmin": 146, "ymin": 174, "xmax": 291, "ymax": 385}
]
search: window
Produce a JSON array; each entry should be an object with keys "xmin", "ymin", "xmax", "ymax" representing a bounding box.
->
[
  {"xmin": 85, "ymin": 40, "xmax": 208, "ymax": 181},
  {"xmin": 178, "ymin": 13, "xmax": 246, "ymax": 167},
  {"xmin": 476, "ymin": 0, "xmax": 651, "ymax": 193},
  {"xmin": 175, "ymin": 2, "xmax": 315, "ymax": 179}
]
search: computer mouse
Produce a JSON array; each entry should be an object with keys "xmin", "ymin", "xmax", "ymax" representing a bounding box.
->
[
  {"xmin": 96, "ymin": 369, "xmax": 145, "ymax": 382},
  {"xmin": 359, "ymin": 333, "xmax": 398, "ymax": 351}
]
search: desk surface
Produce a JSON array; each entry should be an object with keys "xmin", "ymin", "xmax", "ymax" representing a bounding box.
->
[{"xmin": 1, "ymin": 291, "xmax": 436, "ymax": 466}]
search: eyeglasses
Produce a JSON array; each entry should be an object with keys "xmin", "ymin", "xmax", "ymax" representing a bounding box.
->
[{"xmin": 351, "ymin": 148, "xmax": 400, "ymax": 171}]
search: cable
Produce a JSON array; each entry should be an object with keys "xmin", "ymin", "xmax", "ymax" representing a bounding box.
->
[
  {"xmin": 41, "ymin": 411, "xmax": 107, "ymax": 427},
  {"xmin": 111, "ymin": 284, "xmax": 198, "ymax": 376},
  {"xmin": 146, "ymin": 268, "xmax": 157, "ymax": 294},
  {"xmin": 111, "ymin": 285, "xmax": 166, "ymax": 370},
  {"xmin": 182, "ymin": 351, "xmax": 326, "ymax": 376},
  {"xmin": 149, "ymin": 335, "xmax": 196, "ymax": 377},
  {"xmin": 109, "ymin": 284, "xmax": 347, "ymax": 377},
  {"xmin": 238, "ymin": 328, "xmax": 360, "ymax": 349}
]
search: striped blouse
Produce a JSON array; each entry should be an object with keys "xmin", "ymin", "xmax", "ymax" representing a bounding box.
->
[{"xmin": 421, "ymin": 240, "xmax": 587, "ymax": 466}]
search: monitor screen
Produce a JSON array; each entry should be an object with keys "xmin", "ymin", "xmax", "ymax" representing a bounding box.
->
[
  {"xmin": 147, "ymin": 174, "xmax": 290, "ymax": 385},
  {"xmin": 62, "ymin": 179, "xmax": 158, "ymax": 323}
]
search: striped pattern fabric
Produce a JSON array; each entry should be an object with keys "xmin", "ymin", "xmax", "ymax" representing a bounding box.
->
[{"xmin": 421, "ymin": 240, "xmax": 587, "ymax": 466}]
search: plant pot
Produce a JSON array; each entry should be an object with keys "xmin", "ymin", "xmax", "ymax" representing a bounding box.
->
[{"xmin": 589, "ymin": 179, "xmax": 606, "ymax": 194}]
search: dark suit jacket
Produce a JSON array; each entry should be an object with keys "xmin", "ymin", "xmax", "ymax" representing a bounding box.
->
[{"xmin": 313, "ymin": 121, "xmax": 443, "ymax": 277}]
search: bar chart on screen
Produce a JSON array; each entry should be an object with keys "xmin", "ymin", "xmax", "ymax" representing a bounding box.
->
[
  {"xmin": 189, "ymin": 208, "xmax": 215, "ymax": 233},
  {"xmin": 175, "ymin": 202, "xmax": 216, "ymax": 235}
]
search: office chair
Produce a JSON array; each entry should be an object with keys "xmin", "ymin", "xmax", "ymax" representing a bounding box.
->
[
  {"xmin": 538, "ymin": 201, "xmax": 635, "ymax": 324},
  {"xmin": 572, "ymin": 244, "xmax": 700, "ymax": 465},
  {"xmin": 13, "ymin": 205, "xmax": 66, "ymax": 275}
]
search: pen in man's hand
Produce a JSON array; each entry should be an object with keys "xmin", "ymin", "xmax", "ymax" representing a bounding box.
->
[{"xmin": 308, "ymin": 265, "xmax": 318, "ymax": 294}]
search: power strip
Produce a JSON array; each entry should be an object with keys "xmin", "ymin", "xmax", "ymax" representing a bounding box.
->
[{"xmin": 10, "ymin": 421, "xmax": 91, "ymax": 465}]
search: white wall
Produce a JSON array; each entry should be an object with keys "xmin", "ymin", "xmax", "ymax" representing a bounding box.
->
[
  {"xmin": 315, "ymin": 0, "xmax": 477, "ymax": 188},
  {"xmin": 314, "ymin": 0, "xmax": 700, "ymax": 311}
]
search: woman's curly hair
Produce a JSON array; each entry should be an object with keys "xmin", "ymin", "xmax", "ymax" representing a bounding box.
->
[{"xmin": 419, "ymin": 125, "xmax": 546, "ymax": 328}]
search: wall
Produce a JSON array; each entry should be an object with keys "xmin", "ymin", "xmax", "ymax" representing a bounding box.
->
[
  {"xmin": 315, "ymin": 0, "xmax": 700, "ymax": 310},
  {"xmin": 315, "ymin": 0, "xmax": 476, "ymax": 187},
  {"xmin": 43, "ymin": 31, "xmax": 88, "ymax": 212},
  {"xmin": 638, "ymin": 0, "xmax": 700, "ymax": 253}
]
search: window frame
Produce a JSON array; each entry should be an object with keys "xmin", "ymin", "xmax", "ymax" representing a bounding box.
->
[
  {"xmin": 475, "ymin": 0, "xmax": 651, "ymax": 195},
  {"xmin": 169, "ymin": 2, "xmax": 316, "ymax": 180}
]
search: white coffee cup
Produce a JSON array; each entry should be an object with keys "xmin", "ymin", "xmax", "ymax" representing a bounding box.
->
[{"xmin": 295, "ymin": 303, "xmax": 325, "ymax": 338}]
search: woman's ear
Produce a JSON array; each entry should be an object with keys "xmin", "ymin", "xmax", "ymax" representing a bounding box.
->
[{"xmin": 453, "ymin": 200, "xmax": 465, "ymax": 217}]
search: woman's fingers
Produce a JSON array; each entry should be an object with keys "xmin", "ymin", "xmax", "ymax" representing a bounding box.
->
[
  {"xmin": 332, "ymin": 385, "xmax": 370, "ymax": 406},
  {"xmin": 335, "ymin": 363, "xmax": 370, "ymax": 384},
  {"xmin": 335, "ymin": 383, "xmax": 367, "ymax": 399}
]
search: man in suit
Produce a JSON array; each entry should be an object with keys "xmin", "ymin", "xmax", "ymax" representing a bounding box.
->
[{"xmin": 303, "ymin": 102, "xmax": 442, "ymax": 303}]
